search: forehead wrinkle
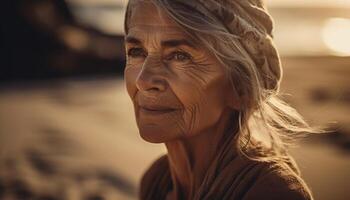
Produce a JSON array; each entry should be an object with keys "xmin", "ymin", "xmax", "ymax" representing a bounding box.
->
[
  {"xmin": 128, "ymin": 25, "xmax": 186, "ymax": 35},
  {"xmin": 127, "ymin": 0, "xmax": 199, "ymax": 50},
  {"xmin": 128, "ymin": 23, "xmax": 186, "ymax": 37},
  {"xmin": 127, "ymin": 28, "xmax": 196, "ymax": 51}
]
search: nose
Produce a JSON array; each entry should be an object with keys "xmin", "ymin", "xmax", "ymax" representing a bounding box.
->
[{"xmin": 135, "ymin": 56, "xmax": 167, "ymax": 92}]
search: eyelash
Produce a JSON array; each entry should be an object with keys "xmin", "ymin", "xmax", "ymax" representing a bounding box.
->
[
  {"xmin": 127, "ymin": 47, "xmax": 147, "ymax": 58},
  {"xmin": 166, "ymin": 51, "xmax": 192, "ymax": 62},
  {"xmin": 127, "ymin": 48, "xmax": 192, "ymax": 62}
]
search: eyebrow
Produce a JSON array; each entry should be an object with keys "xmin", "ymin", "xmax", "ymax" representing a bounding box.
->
[
  {"xmin": 125, "ymin": 36, "xmax": 142, "ymax": 45},
  {"xmin": 161, "ymin": 39, "xmax": 198, "ymax": 49},
  {"xmin": 125, "ymin": 36, "xmax": 198, "ymax": 49}
]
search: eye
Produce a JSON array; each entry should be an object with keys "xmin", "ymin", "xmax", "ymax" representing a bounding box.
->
[
  {"xmin": 127, "ymin": 47, "xmax": 147, "ymax": 58},
  {"xmin": 166, "ymin": 51, "xmax": 192, "ymax": 62}
]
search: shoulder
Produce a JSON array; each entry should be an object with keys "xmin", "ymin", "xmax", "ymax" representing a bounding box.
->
[
  {"xmin": 139, "ymin": 155, "xmax": 171, "ymax": 200},
  {"xmin": 140, "ymin": 155, "xmax": 169, "ymax": 187},
  {"xmin": 242, "ymin": 160, "xmax": 313, "ymax": 200}
]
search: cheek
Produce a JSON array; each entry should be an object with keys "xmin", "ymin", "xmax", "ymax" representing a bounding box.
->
[
  {"xmin": 168, "ymin": 69, "xmax": 229, "ymax": 135},
  {"xmin": 124, "ymin": 65, "xmax": 140, "ymax": 100},
  {"xmin": 169, "ymin": 64, "xmax": 225, "ymax": 108}
]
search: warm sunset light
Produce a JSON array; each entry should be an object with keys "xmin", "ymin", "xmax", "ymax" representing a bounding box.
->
[
  {"xmin": 322, "ymin": 18, "xmax": 350, "ymax": 56},
  {"xmin": 1, "ymin": 1, "xmax": 349, "ymax": 200}
]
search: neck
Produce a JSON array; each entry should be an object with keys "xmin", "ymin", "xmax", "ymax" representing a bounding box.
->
[{"xmin": 165, "ymin": 110, "xmax": 236, "ymax": 200}]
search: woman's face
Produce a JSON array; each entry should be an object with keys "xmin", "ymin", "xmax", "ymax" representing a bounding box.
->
[{"xmin": 124, "ymin": 0, "xmax": 236, "ymax": 143}]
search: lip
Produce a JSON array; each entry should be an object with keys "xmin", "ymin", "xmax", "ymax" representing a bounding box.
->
[{"xmin": 139, "ymin": 105, "xmax": 178, "ymax": 115}]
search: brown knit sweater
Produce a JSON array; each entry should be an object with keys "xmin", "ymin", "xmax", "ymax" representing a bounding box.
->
[{"xmin": 139, "ymin": 135, "xmax": 313, "ymax": 200}]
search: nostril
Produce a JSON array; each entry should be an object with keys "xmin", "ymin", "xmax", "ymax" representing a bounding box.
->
[
  {"xmin": 135, "ymin": 73, "xmax": 167, "ymax": 92},
  {"xmin": 151, "ymin": 79, "xmax": 167, "ymax": 91}
]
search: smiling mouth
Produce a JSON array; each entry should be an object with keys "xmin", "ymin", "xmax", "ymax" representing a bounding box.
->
[{"xmin": 139, "ymin": 106, "xmax": 178, "ymax": 115}]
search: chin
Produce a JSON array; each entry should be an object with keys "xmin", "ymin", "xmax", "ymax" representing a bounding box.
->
[{"xmin": 138, "ymin": 125, "xmax": 177, "ymax": 143}]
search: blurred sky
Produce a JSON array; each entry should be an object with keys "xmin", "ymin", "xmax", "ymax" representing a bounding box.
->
[{"xmin": 267, "ymin": 0, "xmax": 350, "ymax": 7}]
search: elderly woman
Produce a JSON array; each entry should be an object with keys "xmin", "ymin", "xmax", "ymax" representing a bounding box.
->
[{"xmin": 124, "ymin": 0, "xmax": 314, "ymax": 199}]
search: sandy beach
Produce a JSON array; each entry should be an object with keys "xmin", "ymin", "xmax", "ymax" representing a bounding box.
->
[{"xmin": 0, "ymin": 56, "xmax": 349, "ymax": 199}]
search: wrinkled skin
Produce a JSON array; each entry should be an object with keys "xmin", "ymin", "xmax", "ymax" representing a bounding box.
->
[{"xmin": 124, "ymin": 0, "xmax": 238, "ymax": 144}]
